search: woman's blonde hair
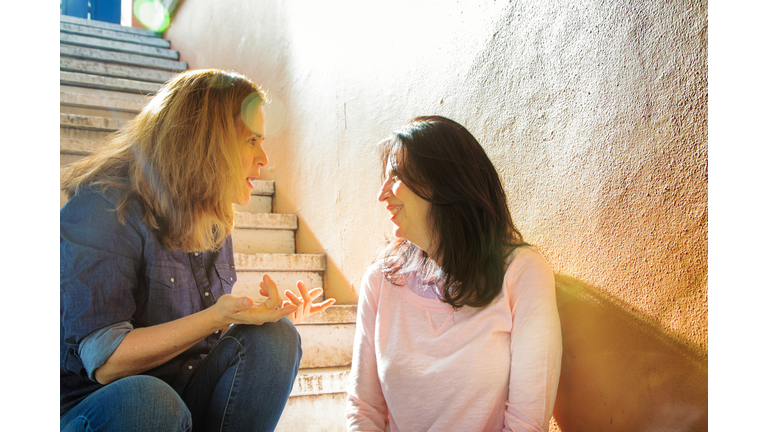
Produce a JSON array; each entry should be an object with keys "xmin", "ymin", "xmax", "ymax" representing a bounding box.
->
[{"xmin": 61, "ymin": 69, "xmax": 267, "ymax": 252}]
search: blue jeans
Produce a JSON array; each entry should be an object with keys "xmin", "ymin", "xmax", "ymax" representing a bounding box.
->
[{"xmin": 60, "ymin": 319, "xmax": 302, "ymax": 431}]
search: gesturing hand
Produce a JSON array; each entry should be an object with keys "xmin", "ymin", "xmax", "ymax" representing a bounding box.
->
[
  {"xmin": 213, "ymin": 275, "xmax": 298, "ymax": 326},
  {"xmin": 259, "ymin": 276, "xmax": 336, "ymax": 324}
]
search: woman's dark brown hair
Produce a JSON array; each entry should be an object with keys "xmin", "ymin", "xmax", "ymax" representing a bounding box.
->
[{"xmin": 377, "ymin": 115, "xmax": 527, "ymax": 309}]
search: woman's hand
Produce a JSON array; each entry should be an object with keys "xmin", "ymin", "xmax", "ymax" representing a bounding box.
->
[
  {"xmin": 259, "ymin": 275, "xmax": 336, "ymax": 324},
  {"xmin": 213, "ymin": 275, "xmax": 298, "ymax": 327}
]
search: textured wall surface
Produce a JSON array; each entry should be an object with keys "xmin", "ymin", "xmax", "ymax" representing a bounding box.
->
[{"xmin": 165, "ymin": 0, "xmax": 707, "ymax": 428}]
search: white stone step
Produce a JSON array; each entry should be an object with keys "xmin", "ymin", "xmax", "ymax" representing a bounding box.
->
[
  {"xmin": 60, "ymin": 113, "xmax": 127, "ymax": 132},
  {"xmin": 60, "ymin": 15, "xmax": 160, "ymax": 37},
  {"xmin": 61, "ymin": 138, "xmax": 105, "ymax": 156},
  {"xmin": 232, "ymin": 229, "xmax": 295, "ymax": 254},
  {"xmin": 60, "ymin": 127, "xmax": 111, "ymax": 148},
  {"xmin": 295, "ymin": 323, "xmax": 355, "ymax": 369},
  {"xmin": 61, "ymin": 21, "xmax": 171, "ymax": 48},
  {"xmin": 60, "ymin": 32, "xmax": 179, "ymax": 60},
  {"xmin": 61, "ymin": 44, "xmax": 187, "ymax": 73},
  {"xmin": 234, "ymin": 253, "xmax": 326, "ymax": 272},
  {"xmin": 234, "ymin": 212, "xmax": 297, "ymax": 229},
  {"xmin": 278, "ymin": 367, "xmax": 350, "ymax": 432},
  {"xmin": 232, "ymin": 213, "xmax": 298, "ymax": 254},
  {"xmin": 276, "ymin": 392, "xmax": 347, "ymax": 432},
  {"xmin": 291, "ymin": 366, "xmax": 350, "ymax": 397},
  {"xmin": 61, "ymin": 57, "xmax": 176, "ymax": 84},
  {"xmin": 61, "ymin": 71, "xmax": 162, "ymax": 94},
  {"xmin": 60, "ymin": 91, "xmax": 146, "ymax": 113}
]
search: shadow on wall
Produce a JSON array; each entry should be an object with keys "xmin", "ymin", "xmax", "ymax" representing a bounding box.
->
[{"xmin": 553, "ymin": 275, "xmax": 707, "ymax": 431}]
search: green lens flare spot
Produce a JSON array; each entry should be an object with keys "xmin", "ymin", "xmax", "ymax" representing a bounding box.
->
[
  {"xmin": 241, "ymin": 93, "xmax": 264, "ymax": 133},
  {"xmin": 133, "ymin": 0, "xmax": 170, "ymax": 33}
]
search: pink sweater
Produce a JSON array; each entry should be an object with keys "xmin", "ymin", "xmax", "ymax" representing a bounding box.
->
[{"xmin": 346, "ymin": 247, "xmax": 562, "ymax": 431}]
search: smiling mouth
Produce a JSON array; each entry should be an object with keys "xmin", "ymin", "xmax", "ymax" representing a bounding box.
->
[{"xmin": 387, "ymin": 206, "xmax": 401, "ymax": 216}]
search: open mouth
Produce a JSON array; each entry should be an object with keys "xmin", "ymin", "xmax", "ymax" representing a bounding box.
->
[{"xmin": 387, "ymin": 206, "xmax": 402, "ymax": 216}]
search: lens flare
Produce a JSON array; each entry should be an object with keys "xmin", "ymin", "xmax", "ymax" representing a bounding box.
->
[
  {"xmin": 133, "ymin": 0, "xmax": 170, "ymax": 33},
  {"xmin": 263, "ymin": 96, "xmax": 286, "ymax": 136},
  {"xmin": 241, "ymin": 93, "xmax": 264, "ymax": 133}
]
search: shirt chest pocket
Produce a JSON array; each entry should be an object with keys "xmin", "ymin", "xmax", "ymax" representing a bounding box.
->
[
  {"xmin": 214, "ymin": 263, "xmax": 237, "ymax": 294},
  {"xmin": 141, "ymin": 260, "xmax": 197, "ymax": 325}
]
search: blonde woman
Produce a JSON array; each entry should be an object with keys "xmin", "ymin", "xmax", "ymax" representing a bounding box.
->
[{"xmin": 60, "ymin": 69, "xmax": 334, "ymax": 431}]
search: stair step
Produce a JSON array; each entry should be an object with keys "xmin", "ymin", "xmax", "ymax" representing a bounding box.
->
[
  {"xmin": 299, "ymin": 304, "xmax": 357, "ymax": 325},
  {"xmin": 234, "ymin": 253, "xmax": 326, "ymax": 272},
  {"xmin": 61, "ymin": 21, "xmax": 171, "ymax": 48},
  {"xmin": 61, "ymin": 138, "xmax": 106, "ymax": 156},
  {"xmin": 232, "ymin": 229, "xmax": 295, "ymax": 254},
  {"xmin": 60, "ymin": 113, "xmax": 127, "ymax": 132},
  {"xmin": 61, "ymin": 44, "xmax": 187, "ymax": 72},
  {"xmin": 60, "ymin": 91, "xmax": 146, "ymax": 113},
  {"xmin": 276, "ymin": 392, "xmax": 347, "ymax": 432},
  {"xmin": 234, "ymin": 212, "xmax": 297, "ymax": 229},
  {"xmin": 295, "ymin": 323, "xmax": 355, "ymax": 369},
  {"xmin": 60, "ymin": 15, "xmax": 160, "ymax": 38},
  {"xmin": 233, "ymin": 198, "xmax": 272, "ymax": 214},
  {"xmin": 60, "ymin": 123, "xmax": 111, "ymax": 140},
  {"xmin": 61, "ymin": 71, "xmax": 162, "ymax": 94},
  {"xmin": 291, "ymin": 367, "xmax": 349, "ymax": 397},
  {"xmin": 60, "ymin": 32, "xmax": 180, "ymax": 60},
  {"xmin": 61, "ymin": 58, "xmax": 175, "ymax": 84},
  {"xmin": 232, "ymin": 213, "xmax": 298, "ymax": 254}
]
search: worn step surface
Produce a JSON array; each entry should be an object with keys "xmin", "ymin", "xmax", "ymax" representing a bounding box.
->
[
  {"xmin": 61, "ymin": 21, "xmax": 171, "ymax": 48},
  {"xmin": 232, "ymin": 213, "xmax": 298, "ymax": 254},
  {"xmin": 61, "ymin": 44, "xmax": 187, "ymax": 72},
  {"xmin": 61, "ymin": 15, "xmax": 160, "ymax": 37},
  {"xmin": 61, "ymin": 71, "xmax": 162, "ymax": 94},
  {"xmin": 61, "ymin": 32, "xmax": 179, "ymax": 60},
  {"xmin": 61, "ymin": 57, "xmax": 177, "ymax": 83},
  {"xmin": 278, "ymin": 367, "xmax": 350, "ymax": 432},
  {"xmin": 61, "ymin": 113, "xmax": 127, "ymax": 132}
]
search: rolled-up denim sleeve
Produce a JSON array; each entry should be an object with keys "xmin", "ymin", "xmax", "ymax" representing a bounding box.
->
[
  {"xmin": 60, "ymin": 187, "xmax": 144, "ymax": 374},
  {"xmin": 79, "ymin": 321, "xmax": 134, "ymax": 380}
]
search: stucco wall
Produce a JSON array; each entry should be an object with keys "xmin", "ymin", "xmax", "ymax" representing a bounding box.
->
[{"xmin": 164, "ymin": 0, "xmax": 707, "ymax": 428}]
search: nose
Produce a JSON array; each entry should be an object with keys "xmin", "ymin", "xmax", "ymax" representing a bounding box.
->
[
  {"xmin": 256, "ymin": 145, "xmax": 269, "ymax": 168},
  {"xmin": 377, "ymin": 178, "xmax": 391, "ymax": 202}
]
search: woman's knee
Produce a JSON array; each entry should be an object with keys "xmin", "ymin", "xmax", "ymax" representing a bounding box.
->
[
  {"xmin": 62, "ymin": 376, "xmax": 191, "ymax": 432},
  {"xmin": 229, "ymin": 318, "xmax": 302, "ymax": 364},
  {"xmin": 111, "ymin": 376, "xmax": 190, "ymax": 430}
]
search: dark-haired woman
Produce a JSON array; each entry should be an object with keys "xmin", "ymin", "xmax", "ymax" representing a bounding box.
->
[
  {"xmin": 60, "ymin": 69, "xmax": 334, "ymax": 431},
  {"xmin": 345, "ymin": 116, "xmax": 562, "ymax": 431}
]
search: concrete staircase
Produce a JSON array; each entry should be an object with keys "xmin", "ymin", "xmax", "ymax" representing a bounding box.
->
[{"xmin": 59, "ymin": 15, "xmax": 352, "ymax": 431}]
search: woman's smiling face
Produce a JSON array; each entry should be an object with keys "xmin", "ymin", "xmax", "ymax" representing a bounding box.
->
[{"xmin": 377, "ymin": 163, "xmax": 433, "ymax": 255}]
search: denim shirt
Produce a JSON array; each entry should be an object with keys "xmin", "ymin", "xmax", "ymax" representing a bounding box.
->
[{"xmin": 60, "ymin": 185, "xmax": 237, "ymax": 416}]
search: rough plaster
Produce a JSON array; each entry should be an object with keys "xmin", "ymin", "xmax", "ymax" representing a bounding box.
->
[{"xmin": 165, "ymin": 0, "xmax": 707, "ymax": 427}]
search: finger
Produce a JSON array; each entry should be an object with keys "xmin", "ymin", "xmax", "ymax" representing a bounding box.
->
[
  {"xmin": 296, "ymin": 281, "xmax": 312, "ymax": 312},
  {"xmin": 307, "ymin": 287, "xmax": 324, "ymax": 301},
  {"xmin": 285, "ymin": 289, "xmax": 303, "ymax": 306},
  {"xmin": 259, "ymin": 287, "xmax": 268, "ymax": 297},
  {"xmin": 309, "ymin": 298, "xmax": 336, "ymax": 314},
  {"xmin": 262, "ymin": 275, "xmax": 282, "ymax": 308}
]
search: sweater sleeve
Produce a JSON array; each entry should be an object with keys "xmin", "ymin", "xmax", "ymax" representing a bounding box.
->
[
  {"xmin": 346, "ymin": 266, "xmax": 389, "ymax": 431},
  {"xmin": 503, "ymin": 249, "xmax": 563, "ymax": 432}
]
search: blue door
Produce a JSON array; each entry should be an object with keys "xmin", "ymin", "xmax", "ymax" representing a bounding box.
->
[{"xmin": 61, "ymin": 0, "xmax": 121, "ymax": 24}]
